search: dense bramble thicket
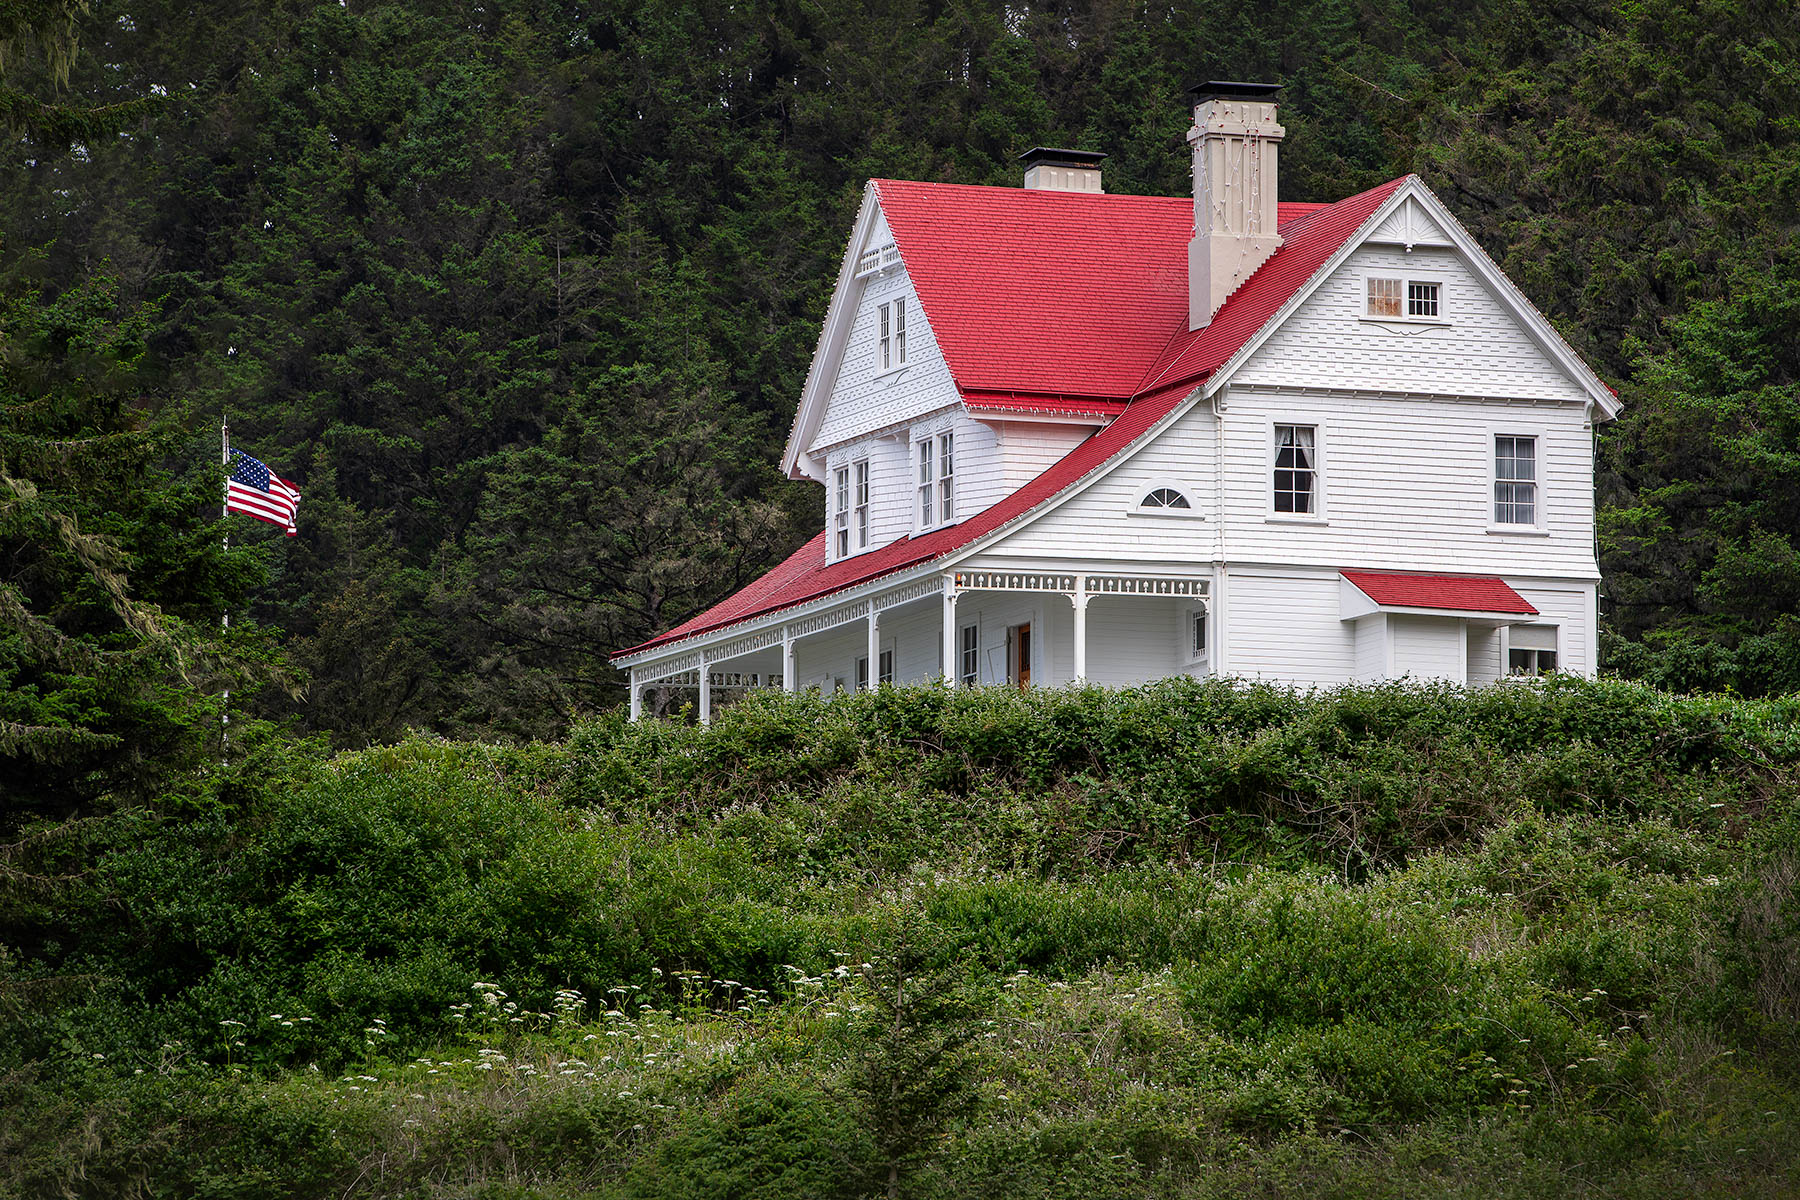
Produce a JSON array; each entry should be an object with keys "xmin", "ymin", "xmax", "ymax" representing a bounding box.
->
[{"xmin": 4, "ymin": 680, "xmax": 1797, "ymax": 1197}]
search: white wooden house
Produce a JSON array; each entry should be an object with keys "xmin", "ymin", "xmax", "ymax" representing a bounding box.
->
[{"xmin": 613, "ymin": 82, "xmax": 1619, "ymax": 721}]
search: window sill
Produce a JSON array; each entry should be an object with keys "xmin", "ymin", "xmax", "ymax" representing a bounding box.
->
[
  {"xmin": 1359, "ymin": 316, "xmax": 1451, "ymax": 332},
  {"xmin": 1126, "ymin": 508, "xmax": 1206, "ymax": 520},
  {"xmin": 1265, "ymin": 515, "xmax": 1328, "ymax": 526},
  {"xmin": 1486, "ymin": 524, "xmax": 1549, "ymax": 537},
  {"xmin": 872, "ymin": 364, "xmax": 912, "ymax": 383}
]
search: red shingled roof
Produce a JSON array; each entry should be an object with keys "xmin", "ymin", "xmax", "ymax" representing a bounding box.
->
[
  {"xmin": 619, "ymin": 178, "xmax": 1407, "ymax": 660},
  {"xmin": 1341, "ymin": 570, "xmax": 1538, "ymax": 616}
]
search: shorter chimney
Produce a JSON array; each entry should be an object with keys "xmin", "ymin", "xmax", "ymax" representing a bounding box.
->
[
  {"xmin": 1188, "ymin": 81, "xmax": 1285, "ymax": 330},
  {"xmin": 1020, "ymin": 147, "xmax": 1107, "ymax": 193}
]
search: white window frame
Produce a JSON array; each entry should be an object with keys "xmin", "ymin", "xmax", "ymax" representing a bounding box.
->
[
  {"xmin": 959, "ymin": 623, "xmax": 979, "ymax": 686},
  {"xmin": 833, "ymin": 465, "xmax": 851, "ymax": 559},
  {"xmin": 1361, "ymin": 272, "xmax": 1449, "ymax": 325},
  {"xmin": 853, "ymin": 459, "xmax": 870, "ymax": 551},
  {"xmin": 1128, "ymin": 481, "xmax": 1205, "ymax": 518},
  {"xmin": 1178, "ymin": 603, "xmax": 1210, "ymax": 666},
  {"xmin": 937, "ymin": 431, "xmax": 955, "ymax": 525},
  {"xmin": 1501, "ymin": 623, "xmax": 1561, "ymax": 678},
  {"xmin": 1268, "ymin": 421, "xmax": 1326, "ymax": 522},
  {"xmin": 856, "ymin": 643, "xmax": 897, "ymax": 689},
  {"xmin": 915, "ymin": 429, "xmax": 956, "ymax": 532},
  {"xmin": 877, "ymin": 297, "xmax": 910, "ymax": 374},
  {"xmin": 1487, "ymin": 425, "xmax": 1550, "ymax": 534}
]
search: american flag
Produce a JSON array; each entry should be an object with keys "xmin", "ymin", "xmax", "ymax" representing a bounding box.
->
[{"xmin": 226, "ymin": 449, "xmax": 301, "ymax": 535}]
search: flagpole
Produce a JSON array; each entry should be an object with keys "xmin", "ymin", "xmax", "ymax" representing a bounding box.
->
[{"xmin": 221, "ymin": 411, "xmax": 230, "ymax": 765}]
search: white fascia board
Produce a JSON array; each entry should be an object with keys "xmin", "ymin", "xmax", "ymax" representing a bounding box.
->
[
  {"xmin": 781, "ymin": 184, "xmax": 884, "ymax": 482},
  {"xmin": 1204, "ymin": 176, "xmax": 1622, "ymax": 422}
]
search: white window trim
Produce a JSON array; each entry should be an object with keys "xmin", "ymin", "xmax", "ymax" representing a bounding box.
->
[
  {"xmin": 874, "ymin": 295, "xmax": 912, "ymax": 378},
  {"xmin": 832, "ymin": 465, "xmax": 851, "ymax": 560},
  {"xmin": 1500, "ymin": 622, "xmax": 1562, "ymax": 678},
  {"xmin": 1127, "ymin": 481, "xmax": 1206, "ymax": 519},
  {"xmin": 1360, "ymin": 271, "xmax": 1451, "ymax": 327},
  {"xmin": 1487, "ymin": 424, "xmax": 1550, "ymax": 534},
  {"xmin": 853, "ymin": 459, "xmax": 871, "ymax": 551},
  {"xmin": 914, "ymin": 428, "xmax": 958, "ymax": 534},
  {"xmin": 1178, "ymin": 603, "xmax": 1211, "ymax": 667},
  {"xmin": 959, "ymin": 622, "xmax": 980, "ymax": 686},
  {"xmin": 1267, "ymin": 418, "xmax": 1327, "ymax": 522}
]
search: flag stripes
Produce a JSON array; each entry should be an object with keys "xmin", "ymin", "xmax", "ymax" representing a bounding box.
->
[{"xmin": 226, "ymin": 449, "xmax": 301, "ymax": 535}]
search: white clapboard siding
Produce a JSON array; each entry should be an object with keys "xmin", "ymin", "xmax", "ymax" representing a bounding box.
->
[
  {"xmin": 1353, "ymin": 615, "xmax": 1386, "ymax": 682},
  {"xmin": 1467, "ymin": 625, "xmax": 1503, "ymax": 685},
  {"xmin": 1225, "ymin": 572, "xmax": 1357, "ymax": 684},
  {"xmin": 1511, "ymin": 584, "xmax": 1596, "ymax": 676},
  {"xmin": 1390, "ymin": 615, "xmax": 1466, "ymax": 683},
  {"xmin": 997, "ymin": 422, "xmax": 1095, "ymax": 493},
  {"xmin": 1216, "ymin": 389, "xmax": 1597, "ymax": 579},
  {"xmin": 1083, "ymin": 596, "xmax": 1185, "ymax": 686},
  {"xmin": 1232, "ymin": 244, "xmax": 1590, "ymax": 404},
  {"xmin": 987, "ymin": 401, "xmax": 1217, "ymax": 561},
  {"xmin": 813, "ymin": 261, "xmax": 962, "ymax": 453}
]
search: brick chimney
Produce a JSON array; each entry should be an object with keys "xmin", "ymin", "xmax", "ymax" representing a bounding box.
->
[
  {"xmin": 1187, "ymin": 81, "xmax": 1285, "ymax": 330},
  {"xmin": 1019, "ymin": 147, "xmax": 1107, "ymax": 193}
]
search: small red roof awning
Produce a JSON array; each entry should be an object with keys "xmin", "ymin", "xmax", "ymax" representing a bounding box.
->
[{"xmin": 1341, "ymin": 570, "xmax": 1537, "ymax": 616}]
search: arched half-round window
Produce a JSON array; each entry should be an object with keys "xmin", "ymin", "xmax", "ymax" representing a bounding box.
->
[{"xmin": 1140, "ymin": 487, "xmax": 1192, "ymax": 510}]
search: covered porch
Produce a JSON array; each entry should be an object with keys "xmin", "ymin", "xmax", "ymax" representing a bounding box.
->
[{"xmin": 622, "ymin": 567, "xmax": 1212, "ymax": 723}]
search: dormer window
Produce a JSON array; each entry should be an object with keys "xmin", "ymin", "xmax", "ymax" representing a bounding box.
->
[
  {"xmin": 1367, "ymin": 276, "xmax": 1445, "ymax": 322},
  {"xmin": 879, "ymin": 298, "xmax": 908, "ymax": 370}
]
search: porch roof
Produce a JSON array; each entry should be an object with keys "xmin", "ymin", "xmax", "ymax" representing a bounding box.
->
[{"xmin": 1341, "ymin": 570, "xmax": 1538, "ymax": 617}]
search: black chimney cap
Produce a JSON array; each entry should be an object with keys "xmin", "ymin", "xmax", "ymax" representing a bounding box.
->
[
  {"xmin": 1018, "ymin": 146, "xmax": 1108, "ymax": 168},
  {"xmin": 1186, "ymin": 80, "xmax": 1283, "ymax": 102}
]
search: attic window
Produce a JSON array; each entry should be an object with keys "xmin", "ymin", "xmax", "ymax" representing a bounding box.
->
[
  {"xmin": 1367, "ymin": 276, "xmax": 1446, "ymax": 322},
  {"xmin": 879, "ymin": 299, "xmax": 908, "ymax": 370}
]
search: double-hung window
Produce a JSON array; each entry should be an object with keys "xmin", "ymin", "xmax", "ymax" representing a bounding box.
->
[
  {"xmin": 959, "ymin": 624, "xmax": 979, "ymax": 686},
  {"xmin": 1367, "ymin": 277, "xmax": 1443, "ymax": 320},
  {"xmin": 1494, "ymin": 435, "xmax": 1537, "ymax": 525},
  {"xmin": 1273, "ymin": 424, "xmax": 1317, "ymax": 515},
  {"xmin": 853, "ymin": 460, "xmax": 870, "ymax": 550},
  {"xmin": 834, "ymin": 466, "xmax": 851, "ymax": 557},
  {"xmin": 879, "ymin": 298, "xmax": 908, "ymax": 371},
  {"xmin": 938, "ymin": 432, "xmax": 955, "ymax": 523},
  {"xmin": 917, "ymin": 432, "xmax": 955, "ymax": 529}
]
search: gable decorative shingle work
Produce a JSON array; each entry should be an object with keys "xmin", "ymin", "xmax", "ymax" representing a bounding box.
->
[{"xmin": 618, "ymin": 177, "xmax": 1408, "ymax": 660}]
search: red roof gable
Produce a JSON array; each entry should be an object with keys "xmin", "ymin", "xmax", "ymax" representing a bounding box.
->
[
  {"xmin": 1341, "ymin": 570, "xmax": 1538, "ymax": 616},
  {"xmin": 619, "ymin": 177, "xmax": 1408, "ymax": 660}
]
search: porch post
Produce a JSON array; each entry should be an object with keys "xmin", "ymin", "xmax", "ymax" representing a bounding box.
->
[
  {"xmin": 698, "ymin": 653, "xmax": 712, "ymax": 725},
  {"xmin": 866, "ymin": 604, "xmax": 881, "ymax": 690},
  {"xmin": 1071, "ymin": 583, "xmax": 1091, "ymax": 684},
  {"xmin": 782, "ymin": 627, "xmax": 797, "ymax": 692},
  {"xmin": 941, "ymin": 576, "xmax": 958, "ymax": 684},
  {"xmin": 628, "ymin": 667, "xmax": 642, "ymax": 722}
]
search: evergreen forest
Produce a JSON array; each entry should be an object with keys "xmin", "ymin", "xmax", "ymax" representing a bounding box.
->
[{"xmin": 3, "ymin": 1, "xmax": 1800, "ymax": 1197}]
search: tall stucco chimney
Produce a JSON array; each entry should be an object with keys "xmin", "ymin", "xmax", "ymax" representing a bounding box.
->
[{"xmin": 1188, "ymin": 81, "xmax": 1285, "ymax": 330}]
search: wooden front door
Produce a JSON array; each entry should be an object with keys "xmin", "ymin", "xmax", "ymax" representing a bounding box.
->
[{"xmin": 1011, "ymin": 622, "xmax": 1032, "ymax": 688}]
